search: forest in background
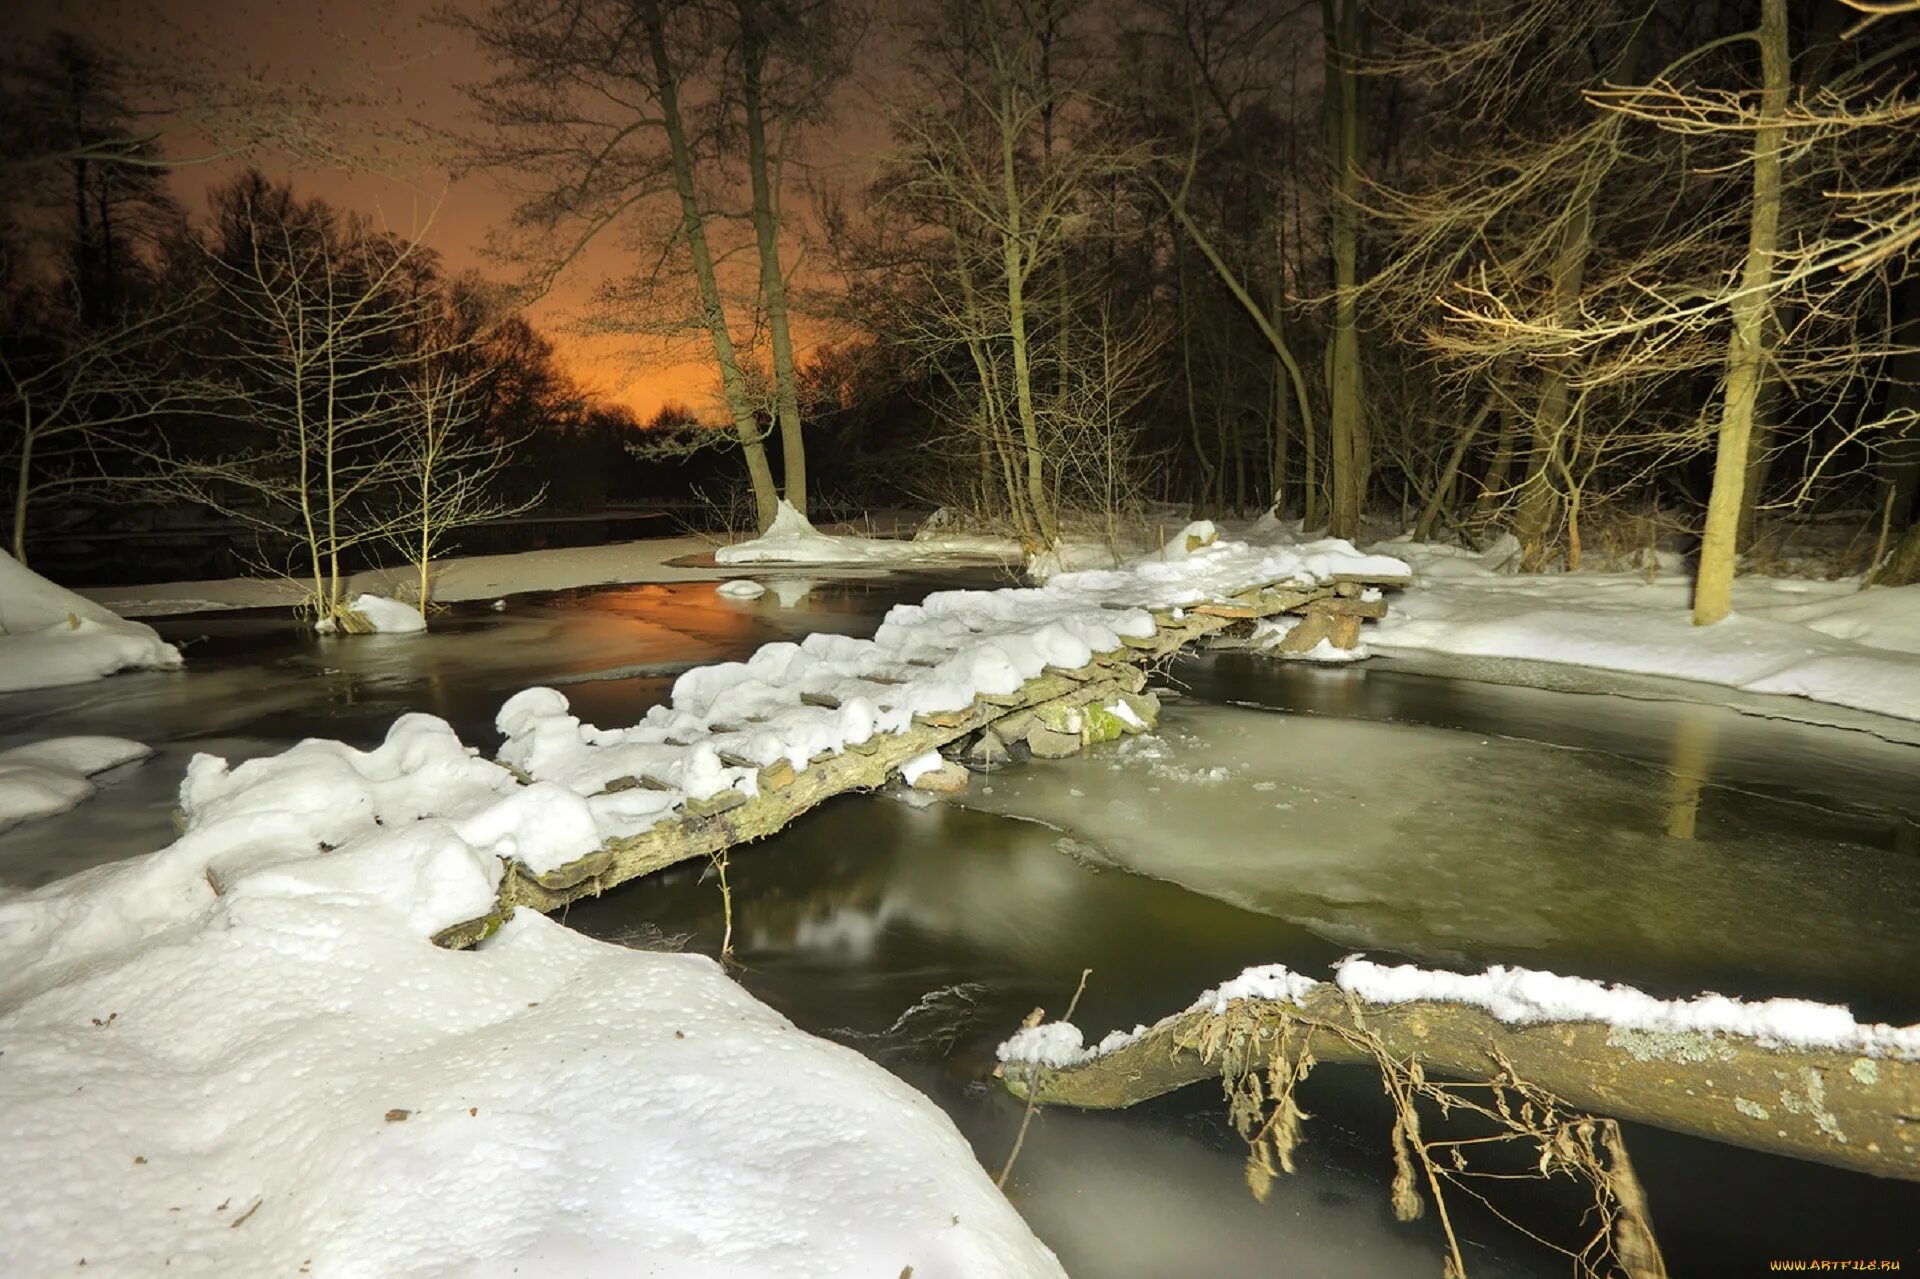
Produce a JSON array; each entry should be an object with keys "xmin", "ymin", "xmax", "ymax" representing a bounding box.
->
[{"xmin": 3, "ymin": 0, "xmax": 1917, "ymax": 621}]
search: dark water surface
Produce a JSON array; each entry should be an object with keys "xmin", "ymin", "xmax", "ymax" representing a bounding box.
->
[{"xmin": 2, "ymin": 570, "xmax": 1916, "ymax": 1275}]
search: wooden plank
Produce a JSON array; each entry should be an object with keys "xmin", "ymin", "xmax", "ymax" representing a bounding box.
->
[
  {"xmin": 600, "ymin": 773, "xmax": 672, "ymax": 794},
  {"xmin": 682, "ymin": 788, "xmax": 748, "ymax": 819}
]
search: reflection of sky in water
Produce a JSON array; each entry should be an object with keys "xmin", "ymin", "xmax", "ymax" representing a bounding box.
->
[{"xmin": 0, "ymin": 573, "xmax": 996, "ymax": 885}]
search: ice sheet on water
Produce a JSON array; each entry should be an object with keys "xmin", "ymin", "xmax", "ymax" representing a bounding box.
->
[{"xmin": 956, "ymin": 702, "xmax": 1920, "ymax": 998}]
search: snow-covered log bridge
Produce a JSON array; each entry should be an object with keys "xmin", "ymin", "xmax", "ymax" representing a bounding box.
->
[{"xmin": 434, "ymin": 536, "xmax": 1411, "ymax": 948}]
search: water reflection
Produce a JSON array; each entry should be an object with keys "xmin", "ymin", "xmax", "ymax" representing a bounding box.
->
[
  {"xmin": 954, "ymin": 702, "xmax": 1920, "ymax": 1018},
  {"xmin": 1663, "ymin": 712, "xmax": 1717, "ymax": 841}
]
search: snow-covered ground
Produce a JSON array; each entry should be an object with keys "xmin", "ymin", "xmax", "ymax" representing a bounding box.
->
[
  {"xmin": 0, "ymin": 714, "xmax": 1065, "ymax": 1278},
  {"xmin": 77, "ymin": 534, "xmax": 736, "ymax": 617},
  {"xmin": 61, "ymin": 508, "xmax": 1920, "ymax": 723},
  {"xmin": 717, "ymin": 500, "xmax": 1018, "ymax": 566},
  {"xmin": 0, "ymin": 552, "xmax": 181, "ymax": 691},
  {"xmin": 1368, "ymin": 537, "xmax": 1920, "ymax": 722}
]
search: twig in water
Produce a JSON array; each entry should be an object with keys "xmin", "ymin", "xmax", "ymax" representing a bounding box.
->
[{"xmin": 997, "ymin": 967, "xmax": 1091, "ymax": 1188}]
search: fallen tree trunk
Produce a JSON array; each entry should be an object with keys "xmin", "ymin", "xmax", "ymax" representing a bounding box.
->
[
  {"xmin": 997, "ymin": 985, "xmax": 1920, "ymax": 1183},
  {"xmin": 436, "ymin": 581, "xmax": 1374, "ymax": 949}
]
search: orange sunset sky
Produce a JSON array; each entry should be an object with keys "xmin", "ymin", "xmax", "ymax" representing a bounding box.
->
[{"xmin": 14, "ymin": 0, "xmax": 893, "ymax": 423}]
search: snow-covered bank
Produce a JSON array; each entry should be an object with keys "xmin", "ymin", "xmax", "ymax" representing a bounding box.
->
[
  {"xmin": 0, "ymin": 552, "xmax": 182, "ymax": 691},
  {"xmin": 717, "ymin": 500, "xmax": 1017, "ymax": 566},
  {"xmin": 0, "ymin": 736, "xmax": 149, "ymax": 834},
  {"xmin": 1367, "ymin": 538, "xmax": 1920, "ymax": 721},
  {"xmin": 0, "ymin": 715, "xmax": 1063, "ymax": 1278},
  {"xmin": 76, "ymin": 535, "xmax": 732, "ymax": 618},
  {"xmin": 999, "ymin": 957, "xmax": 1920, "ymax": 1071}
]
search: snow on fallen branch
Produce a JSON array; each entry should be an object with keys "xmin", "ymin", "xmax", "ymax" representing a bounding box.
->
[{"xmin": 994, "ymin": 957, "xmax": 1920, "ymax": 1186}]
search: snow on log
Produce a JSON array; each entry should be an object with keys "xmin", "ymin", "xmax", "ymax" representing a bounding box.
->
[
  {"xmin": 436, "ymin": 537, "xmax": 1410, "ymax": 947},
  {"xmin": 993, "ymin": 960, "xmax": 1920, "ymax": 1182}
]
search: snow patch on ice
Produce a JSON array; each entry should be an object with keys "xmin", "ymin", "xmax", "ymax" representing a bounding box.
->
[
  {"xmin": 0, "ymin": 736, "xmax": 150, "ymax": 834},
  {"xmin": 716, "ymin": 578, "xmax": 767, "ymax": 599}
]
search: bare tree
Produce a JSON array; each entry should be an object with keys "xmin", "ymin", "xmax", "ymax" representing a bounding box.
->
[
  {"xmin": 0, "ymin": 283, "xmax": 204, "ymax": 561},
  {"xmin": 456, "ymin": 0, "xmax": 853, "ymax": 531},
  {"xmin": 377, "ymin": 340, "xmax": 543, "ymax": 611},
  {"xmin": 157, "ymin": 191, "xmax": 531, "ymax": 626}
]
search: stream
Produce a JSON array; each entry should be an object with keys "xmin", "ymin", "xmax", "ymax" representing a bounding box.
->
[{"xmin": 4, "ymin": 568, "xmax": 1916, "ymax": 1276}]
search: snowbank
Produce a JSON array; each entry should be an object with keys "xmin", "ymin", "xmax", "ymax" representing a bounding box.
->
[
  {"xmin": 1368, "ymin": 537, "xmax": 1920, "ymax": 721},
  {"xmin": 0, "ymin": 714, "xmax": 1064, "ymax": 1278},
  {"xmin": 999, "ymin": 957, "xmax": 1920, "ymax": 1070},
  {"xmin": 0, "ymin": 551, "xmax": 182, "ymax": 691},
  {"xmin": 717, "ymin": 500, "xmax": 1017, "ymax": 566},
  {"xmin": 0, "ymin": 736, "xmax": 150, "ymax": 834}
]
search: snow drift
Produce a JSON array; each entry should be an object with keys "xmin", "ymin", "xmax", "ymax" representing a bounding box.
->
[{"xmin": 0, "ymin": 551, "xmax": 182, "ymax": 692}]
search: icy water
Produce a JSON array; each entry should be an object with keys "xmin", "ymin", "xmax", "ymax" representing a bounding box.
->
[{"xmin": 4, "ymin": 571, "xmax": 1918, "ymax": 1275}]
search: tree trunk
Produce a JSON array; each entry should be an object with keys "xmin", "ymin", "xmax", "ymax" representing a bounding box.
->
[
  {"xmin": 1871, "ymin": 275, "xmax": 1920, "ymax": 560},
  {"xmin": 1414, "ymin": 395, "xmax": 1493, "ymax": 542},
  {"xmin": 11, "ymin": 409, "xmax": 32, "ymax": 563},
  {"xmin": 642, "ymin": 0, "xmax": 779, "ymax": 533},
  {"xmin": 1694, "ymin": 0, "xmax": 1788, "ymax": 626},
  {"xmin": 1322, "ymin": 0, "xmax": 1366, "ymax": 540},
  {"xmin": 1165, "ymin": 200, "xmax": 1317, "ymax": 526},
  {"xmin": 998, "ymin": 982, "xmax": 1920, "ymax": 1184},
  {"xmin": 1178, "ymin": 246, "xmax": 1215, "ymax": 511},
  {"xmin": 737, "ymin": 0, "xmax": 807, "ymax": 517},
  {"xmin": 999, "ymin": 83, "xmax": 1057, "ymax": 545}
]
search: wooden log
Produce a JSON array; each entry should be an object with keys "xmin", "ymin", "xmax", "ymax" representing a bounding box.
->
[
  {"xmin": 1277, "ymin": 611, "xmax": 1362, "ymax": 653},
  {"xmin": 436, "ymin": 571, "xmax": 1405, "ymax": 949},
  {"xmin": 996, "ymin": 987, "xmax": 1920, "ymax": 1183},
  {"xmin": 436, "ymin": 669, "xmax": 1156, "ymax": 948},
  {"xmin": 756, "ymin": 759, "xmax": 798, "ymax": 792},
  {"xmin": 599, "ymin": 774, "xmax": 672, "ymax": 794},
  {"xmin": 1299, "ymin": 594, "xmax": 1388, "ymax": 620}
]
